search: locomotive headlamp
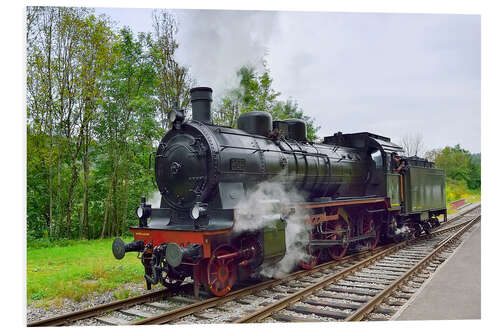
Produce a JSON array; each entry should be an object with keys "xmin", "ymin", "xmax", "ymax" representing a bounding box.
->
[
  {"xmin": 136, "ymin": 197, "xmax": 152, "ymax": 227},
  {"xmin": 136, "ymin": 206, "xmax": 144, "ymax": 218},
  {"xmin": 190, "ymin": 204, "xmax": 200, "ymax": 220},
  {"xmin": 190, "ymin": 202, "xmax": 207, "ymax": 220},
  {"xmin": 168, "ymin": 110, "xmax": 177, "ymax": 122},
  {"xmin": 168, "ymin": 109, "xmax": 185, "ymax": 125}
]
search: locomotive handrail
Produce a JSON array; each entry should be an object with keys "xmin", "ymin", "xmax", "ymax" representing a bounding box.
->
[
  {"xmin": 148, "ymin": 151, "xmax": 155, "ymax": 170},
  {"xmin": 216, "ymin": 129, "xmax": 277, "ymax": 140},
  {"xmin": 149, "ymin": 151, "xmax": 157, "ymax": 189},
  {"xmin": 219, "ymin": 144, "xmax": 332, "ymax": 158}
]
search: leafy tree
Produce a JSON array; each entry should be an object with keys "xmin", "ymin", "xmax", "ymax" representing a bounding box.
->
[
  {"xmin": 434, "ymin": 145, "xmax": 481, "ymax": 190},
  {"xmin": 26, "ymin": 8, "xmax": 163, "ymax": 240},
  {"xmin": 271, "ymin": 100, "xmax": 319, "ymax": 141},
  {"xmin": 27, "ymin": 7, "xmax": 112, "ymax": 238},
  {"xmin": 215, "ymin": 64, "xmax": 319, "ymax": 140},
  {"xmin": 148, "ymin": 10, "xmax": 193, "ymax": 129},
  {"xmin": 64, "ymin": 13, "xmax": 116, "ymax": 238},
  {"xmin": 97, "ymin": 28, "xmax": 159, "ymax": 238}
]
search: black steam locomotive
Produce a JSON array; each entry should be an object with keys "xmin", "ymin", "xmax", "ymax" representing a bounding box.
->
[{"xmin": 112, "ymin": 87, "xmax": 446, "ymax": 297}]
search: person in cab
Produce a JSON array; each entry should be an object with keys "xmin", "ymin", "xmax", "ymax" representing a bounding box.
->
[{"xmin": 392, "ymin": 154, "xmax": 407, "ymax": 173}]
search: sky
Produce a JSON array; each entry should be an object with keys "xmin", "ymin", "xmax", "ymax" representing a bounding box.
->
[{"xmin": 94, "ymin": 7, "xmax": 481, "ymax": 154}]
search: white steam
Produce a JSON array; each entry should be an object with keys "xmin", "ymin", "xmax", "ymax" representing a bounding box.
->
[
  {"xmin": 259, "ymin": 215, "xmax": 313, "ymax": 279},
  {"xmin": 148, "ymin": 191, "xmax": 162, "ymax": 208},
  {"xmin": 234, "ymin": 181, "xmax": 314, "ymax": 279},
  {"xmin": 175, "ymin": 9, "xmax": 279, "ymax": 96},
  {"xmin": 394, "ymin": 225, "xmax": 410, "ymax": 235}
]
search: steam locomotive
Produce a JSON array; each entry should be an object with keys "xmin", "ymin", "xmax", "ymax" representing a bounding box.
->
[{"xmin": 112, "ymin": 87, "xmax": 447, "ymax": 297}]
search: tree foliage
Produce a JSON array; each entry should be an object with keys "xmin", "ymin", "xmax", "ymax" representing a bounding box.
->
[
  {"xmin": 26, "ymin": 7, "xmax": 190, "ymax": 240},
  {"xmin": 433, "ymin": 145, "xmax": 481, "ymax": 191},
  {"xmin": 148, "ymin": 10, "xmax": 193, "ymax": 130},
  {"xmin": 214, "ymin": 64, "xmax": 320, "ymax": 141}
]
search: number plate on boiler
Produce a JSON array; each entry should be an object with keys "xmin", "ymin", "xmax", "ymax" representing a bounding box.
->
[{"xmin": 230, "ymin": 158, "xmax": 246, "ymax": 171}]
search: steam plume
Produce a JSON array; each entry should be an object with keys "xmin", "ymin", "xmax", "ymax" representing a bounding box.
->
[
  {"xmin": 175, "ymin": 9, "xmax": 279, "ymax": 96},
  {"xmin": 234, "ymin": 181, "xmax": 314, "ymax": 278},
  {"xmin": 149, "ymin": 191, "xmax": 162, "ymax": 208}
]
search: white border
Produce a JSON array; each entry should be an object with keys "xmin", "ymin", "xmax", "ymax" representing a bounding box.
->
[{"xmin": 5, "ymin": 1, "xmax": 497, "ymax": 332}]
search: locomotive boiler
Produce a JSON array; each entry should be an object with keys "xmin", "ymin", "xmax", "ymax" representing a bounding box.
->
[{"xmin": 112, "ymin": 87, "xmax": 447, "ymax": 297}]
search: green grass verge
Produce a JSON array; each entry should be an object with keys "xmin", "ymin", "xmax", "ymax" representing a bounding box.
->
[
  {"xmin": 27, "ymin": 237, "xmax": 144, "ymax": 307},
  {"xmin": 445, "ymin": 180, "xmax": 481, "ymax": 215}
]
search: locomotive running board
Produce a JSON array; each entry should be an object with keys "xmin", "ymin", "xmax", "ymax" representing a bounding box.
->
[{"xmin": 292, "ymin": 197, "xmax": 386, "ymax": 210}]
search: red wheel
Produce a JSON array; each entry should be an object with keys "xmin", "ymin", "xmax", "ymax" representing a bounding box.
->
[
  {"xmin": 207, "ymin": 245, "xmax": 237, "ymax": 296},
  {"xmin": 298, "ymin": 242, "xmax": 321, "ymax": 270},
  {"xmin": 325, "ymin": 218, "xmax": 350, "ymax": 260},
  {"xmin": 361, "ymin": 214, "xmax": 379, "ymax": 250}
]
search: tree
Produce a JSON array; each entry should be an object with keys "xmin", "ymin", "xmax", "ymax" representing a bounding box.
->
[
  {"xmin": 215, "ymin": 64, "xmax": 320, "ymax": 140},
  {"xmin": 271, "ymin": 100, "xmax": 319, "ymax": 141},
  {"xmin": 97, "ymin": 28, "xmax": 158, "ymax": 238},
  {"xmin": 27, "ymin": 8, "xmax": 187, "ymax": 241},
  {"xmin": 26, "ymin": 6, "xmax": 57, "ymax": 236},
  {"xmin": 27, "ymin": 7, "xmax": 100, "ymax": 238},
  {"xmin": 26, "ymin": 7, "xmax": 124, "ymax": 239},
  {"xmin": 399, "ymin": 133, "xmax": 425, "ymax": 157},
  {"xmin": 72, "ymin": 14, "xmax": 116, "ymax": 239},
  {"xmin": 434, "ymin": 145, "xmax": 481, "ymax": 190},
  {"xmin": 424, "ymin": 148, "xmax": 440, "ymax": 162},
  {"xmin": 148, "ymin": 10, "xmax": 193, "ymax": 130}
]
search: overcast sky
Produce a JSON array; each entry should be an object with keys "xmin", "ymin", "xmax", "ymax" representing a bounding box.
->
[{"xmin": 94, "ymin": 8, "xmax": 480, "ymax": 153}]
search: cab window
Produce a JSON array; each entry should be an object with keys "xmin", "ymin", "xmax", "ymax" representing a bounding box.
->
[{"xmin": 371, "ymin": 150, "xmax": 383, "ymax": 168}]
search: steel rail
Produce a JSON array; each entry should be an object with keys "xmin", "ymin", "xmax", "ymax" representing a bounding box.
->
[
  {"xmin": 234, "ymin": 240, "xmax": 411, "ymax": 323},
  {"xmin": 235, "ymin": 213, "xmax": 480, "ymax": 323},
  {"xmin": 131, "ymin": 246, "xmax": 387, "ymax": 325},
  {"xmin": 27, "ymin": 286, "xmax": 191, "ymax": 327},
  {"xmin": 435, "ymin": 203, "xmax": 480, "ymax": 231},
  {"xmin": 345, "ymin": 214, "xmax": 481, "ymax": 321}
]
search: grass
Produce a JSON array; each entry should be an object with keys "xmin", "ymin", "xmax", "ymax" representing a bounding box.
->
[
  {"xmin": 27, "ymin": 237, "xmax": 145, "ymax": 307},
  {"xmin": 445, "ymin": 181, "xmax": 481, "ymax": 215}
]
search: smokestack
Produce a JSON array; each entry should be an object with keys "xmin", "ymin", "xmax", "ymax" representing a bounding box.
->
[{"xmin": 190, "ymin": 87, "xmax": 213, "ymax": 123}]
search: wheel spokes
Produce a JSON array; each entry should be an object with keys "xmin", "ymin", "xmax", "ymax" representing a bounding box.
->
[
  {"xmin": 206, "ymin": 246, "xmax": 237, "ymax": 296},
  {"xmin": 326, "ymin": 219, "xmax": 349, "ymax": 260}
]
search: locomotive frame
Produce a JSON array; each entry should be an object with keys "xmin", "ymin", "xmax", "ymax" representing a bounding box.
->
[{"xmin": 112, "ymin": 86, "xmax": 447, "ymax": 298}]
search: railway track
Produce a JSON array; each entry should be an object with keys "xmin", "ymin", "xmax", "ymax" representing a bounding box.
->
[
  {"xmin": 27, "ymin": 203, "xmax": 480, "ymax": 326},
  {"xmin": 26, "ymin": 285, "xmax": 195, "ymax": 327},
  {"xmin": 237, "ymin": 214, "xmax": 480, "ymax": 323}
]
